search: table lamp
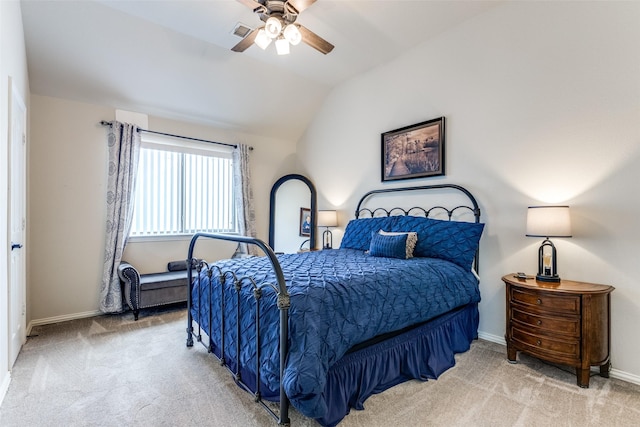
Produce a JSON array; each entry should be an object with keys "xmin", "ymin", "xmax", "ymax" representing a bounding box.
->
[
  {"xmin": 526, "ymin": 206, "xmax": 572, "ymax": 282},
  {"xmin": 318, "ymin": 210, "xmax": 338, "ymax": 249}
]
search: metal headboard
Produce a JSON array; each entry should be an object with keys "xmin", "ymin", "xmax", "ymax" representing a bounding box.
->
[
  {"xmin": 354, "ymin": 184, "xmax": 482, "ymax": 270},
  {"xmin": 356, "ymin": 184, "xmax": 480, "ymax": 221}
]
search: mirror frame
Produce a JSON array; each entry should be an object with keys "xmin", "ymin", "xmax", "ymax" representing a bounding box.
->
[{"xmin": 269, "ymin": 174, "xmax": 317, "ymax": 251}]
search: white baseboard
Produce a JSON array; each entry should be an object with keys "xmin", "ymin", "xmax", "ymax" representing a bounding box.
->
[
  {"xmin": 476, "ymin": 330, "xmax": 640, "ymax": 386},
  {"xmin": 610, "ymin": 368, "xmax": 640, "ymax": 386},
  {"xmin": 0, "ymin": 371, "xmax": 10, "ymax": 408},
  {"xmin": 478, "ymin": 330, "xmax": 505, "ymax": 345},
  {"xmin": 27, "ymin": 310, "xmax": 102, "ymax": 335}
]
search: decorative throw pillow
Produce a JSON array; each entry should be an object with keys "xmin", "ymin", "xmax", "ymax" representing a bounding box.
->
[
  {"xmin": 390, "ymin": 216, "xmax": 484, "ymax": 269},
  {"xmin": 378, "ymin": 230, "xmax": 418, "ymax": 258},
  {"xmin": 340, "ymin": 217, "xmax": 395, "ymax": 251},
  {"xmin": 167, "ymin": 260, "xmax": 188, "ymax": 271},
  {"xmin": 369, "ymin": 232, "xmax": 409, "ymax": 259}
]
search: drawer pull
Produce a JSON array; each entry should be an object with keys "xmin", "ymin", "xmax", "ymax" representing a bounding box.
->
[
  {"xmin": 537, "ymin": 320, "xmax": 542, "ymax": 326},
  {"xmin": 536, "ymin": 340, "xmax": 542, "ymax": 346},
  {"xmin": 537, "ymin": 298, "xmax": 542, "ymax": 305}
]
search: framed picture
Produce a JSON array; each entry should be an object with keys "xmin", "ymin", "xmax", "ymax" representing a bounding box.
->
[
  {"xmin": 299, "ymin": 207, "xmax": 311, "ymax": 237},
  {"xmin": 381, "ymin": 116, "xmax": 445, "ymax": 182}
]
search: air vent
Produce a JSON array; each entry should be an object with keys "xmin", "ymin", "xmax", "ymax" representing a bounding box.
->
[{"xmin": 232, "ymin": 23, "xmax": 253, "ymax": 38}]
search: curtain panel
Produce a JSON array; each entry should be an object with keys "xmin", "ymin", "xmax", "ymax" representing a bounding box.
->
[
  {"xmin": 100, "ymin": 121, "xmax": 141, "ymax": 313},
  {"xmin": 233, "ymin": 143, "xmax": 258, "ymax": 256}
]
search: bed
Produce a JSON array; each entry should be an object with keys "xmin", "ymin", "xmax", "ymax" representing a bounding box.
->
[{"xmin": 186, "ymin": 184, "xmax": 484, "ymax": 426}]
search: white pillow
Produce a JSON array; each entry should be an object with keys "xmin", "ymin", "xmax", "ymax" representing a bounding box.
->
[{"xmin": 379, "ymin": 230, "xmax": 418, "ymax": 259}]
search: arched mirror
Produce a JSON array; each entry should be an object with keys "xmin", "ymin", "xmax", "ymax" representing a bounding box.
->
[{"xmin": 269, "ymin": 174, "xmax": 317, "ymax": 253}]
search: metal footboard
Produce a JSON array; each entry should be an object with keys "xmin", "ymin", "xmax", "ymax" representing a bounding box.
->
[{"xmin": 186, "ymin": 233, "xmax": 290, "ymax": 426}]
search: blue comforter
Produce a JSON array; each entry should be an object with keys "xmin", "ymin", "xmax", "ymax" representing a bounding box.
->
[{"xmin": 190, "ymin": 248, "xmax": 480, "ymax": 419}]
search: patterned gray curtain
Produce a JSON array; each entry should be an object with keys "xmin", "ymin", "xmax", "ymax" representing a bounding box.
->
[
  {"xmin": 99, "ymin": 121, "xmax": 140, "ymax": 313},
  {"xmin": 233, "ymin": 143, "xmax": 258, "ymax": 256}
]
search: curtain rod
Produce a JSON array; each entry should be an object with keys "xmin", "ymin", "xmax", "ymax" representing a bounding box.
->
[{"xmin": 100, "ymin": 120, "xmax": 253, "ymax": 150}]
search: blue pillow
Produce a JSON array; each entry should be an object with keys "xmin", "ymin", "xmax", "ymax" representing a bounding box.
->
[
  {"xmin": 369, "ymin": 232, "xmax": 408, "ymax": 259},
  {"xmin": 390, "ymin": 216, "xmax": 484, "ymax": 269},
  {"xmin": 340, "ymin": 217, "xmax": 395, "ymax": 251}
]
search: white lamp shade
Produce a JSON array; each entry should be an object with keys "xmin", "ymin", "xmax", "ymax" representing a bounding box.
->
[
  {"xmin": 283, "ymin": 24, "xmax": 302, "ymax": 45},
  {"xmin": 265, "ymin": 16, "xmax": 282, "ymax": 39},
  {"xmin": 317, "ymin": 210, "xmax": 338, "ymax": 227},
  {"xmin": 526, "ymin": 206, "xmax": 572, "ymax": 238},
  {"xmin": 254, "ymin": 29, "xmax": 272, "ymax": 50},
  {"xmin": 275, "ymin": 37, "xmax": 290, "ymax": 55}
]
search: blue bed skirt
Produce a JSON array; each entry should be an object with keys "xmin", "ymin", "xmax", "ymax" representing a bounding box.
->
[{"xmin": 317, "ymin": 303, "xmax": 479, "ymax": 426}]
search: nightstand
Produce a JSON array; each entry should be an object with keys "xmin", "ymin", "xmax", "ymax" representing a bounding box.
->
[{"xmin": 502, "ymin": 274, "xmax": 614, "ymax": 388}]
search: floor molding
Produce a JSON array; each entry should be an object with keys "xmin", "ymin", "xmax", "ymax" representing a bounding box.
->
[
  {"xmin": 610, "ymin": 368, "xmax": 640, "ymax": 386},
  {"xmin": 27, "ymin": 310, "xmax": 102, "ymax": 335},
  {"xmin": 478, "ymin": 331, "xmax": 505, "ymax": 345}
]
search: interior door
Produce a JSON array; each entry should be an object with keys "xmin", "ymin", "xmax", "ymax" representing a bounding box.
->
[{"xmin": 8, "ymin": 79, "xmax": 27, "ymax": 368}]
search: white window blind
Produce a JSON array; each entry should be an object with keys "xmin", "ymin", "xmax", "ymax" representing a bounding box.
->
[{"xmin": 130, "ymin": 134, "xmax": 236, "ymax": 237}]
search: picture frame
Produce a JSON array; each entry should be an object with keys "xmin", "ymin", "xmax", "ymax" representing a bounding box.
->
[
  {"xmin": 299, "ymin": 207, "xmax": 311, "ymax": 237},
  {"xmin": 381, "ymin": 116, "xmax": 445, "ymax": 182}
]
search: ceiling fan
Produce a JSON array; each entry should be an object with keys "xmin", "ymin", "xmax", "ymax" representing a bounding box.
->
[{"xmin": 232, "ymin": 0, "xmax": 334, "ymax": 55}]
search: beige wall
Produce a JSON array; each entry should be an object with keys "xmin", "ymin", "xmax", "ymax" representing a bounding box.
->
[
  {"xmin": 1, "ymin": 0, "xmax": 30, "ymax": 398},
  {"xmin": 298, "ymin": 2, "xmax": 640, "ymax": 381},
  {"xmin": 28, "ymin": 95, "xmax": 298, "ymax": 322}
]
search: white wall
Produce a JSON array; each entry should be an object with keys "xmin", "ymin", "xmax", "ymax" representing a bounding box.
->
[
  {"xmin": 298, "ymin": 1, "xmax": 640, "ymax": 381},
  {"xmin": 28, "ymin": 95, "xmax": 298, "ymax": 323},
  {"xmin": 1, "ymin": 0, "xmax": 30, "ymax": 403}
]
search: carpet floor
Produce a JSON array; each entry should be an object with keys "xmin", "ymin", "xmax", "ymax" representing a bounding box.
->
[{"xmin": 1, "ymin": 306, "xmax": 639, "ymax": 426}]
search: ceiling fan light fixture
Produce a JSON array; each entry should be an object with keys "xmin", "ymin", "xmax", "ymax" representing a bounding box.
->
[
  {"xmin": 283, "ymin": 24, "xmax": 302, "ymax": 46},
  {"xmin": 233, "ymin": 0, "xmax": 334, "ymax": 55},
  {"xmin": 254, "ymin": 28, "xmax": 272, "ymax": 50},
  {"xmin": 275, "ymin": 37, "xmax": 290, "ymax": 55},
  {"xmin": 265, "ymin": 16, "xmax": 283, "ymax": 39}
]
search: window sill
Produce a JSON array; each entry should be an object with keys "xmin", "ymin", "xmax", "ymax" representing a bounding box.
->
[{"xmin": 128, "ymin": 233, "xmax": 239, "ymax": 243}]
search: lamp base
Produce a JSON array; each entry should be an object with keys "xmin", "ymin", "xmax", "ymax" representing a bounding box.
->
[
  {"xmin": 536, "ymin": 274, "xmax": 561, "ymax": 282},
  {"xmin": 322, "ymin": 228, "xmax": 333, "ymax": 250}
]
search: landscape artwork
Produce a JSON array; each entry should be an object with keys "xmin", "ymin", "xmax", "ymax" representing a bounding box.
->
[{"xmin": 381, "ymin": 117, "xmax": 445, "ymax": 182}]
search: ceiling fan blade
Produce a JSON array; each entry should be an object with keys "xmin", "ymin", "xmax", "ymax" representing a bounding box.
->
[
  {"xmin": 287, "ymin": 0, "xmax": 317, "ymax": 13},
  {"xmin": 236, "ymin": 0, "xmax": 263, "ymax": 11},
  {"xmin": 231, "ymin": 28, "xmax": 259, "ymax": 52},
  {"xmin": 298, "ymin": 25, "xmax": 334, "ymax": 55}
]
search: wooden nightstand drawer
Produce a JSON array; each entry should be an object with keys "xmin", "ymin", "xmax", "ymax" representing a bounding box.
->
[
  {"xmin": 511, "ymin": 327, "xmax": 580, "ymax": 359},
  {"xmin": 503, "ymin": 274, "xmax": 614, "ymax": 388},
  {"xmin": 511, "ymin": 307, "xmax": 580, "ymax": 337},
  {"xmin": 511, "ymin": 288, "xmax": 580, "ymax": 314}
]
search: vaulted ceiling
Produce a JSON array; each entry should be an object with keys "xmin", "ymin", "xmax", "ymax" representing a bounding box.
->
[{"xmin": 21, "ymin": 0, "xmax": 501, "ymax": 141}]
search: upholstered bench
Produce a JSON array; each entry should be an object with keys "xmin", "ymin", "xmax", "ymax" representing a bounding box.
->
[{"xmin": 118, "ymin": 260, "xmax": 192, "ymax": 320}]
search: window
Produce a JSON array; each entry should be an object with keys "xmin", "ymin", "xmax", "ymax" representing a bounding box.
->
[{"xmin": 129, "ymin": 134, "xmax": 236, "ymax": 237}]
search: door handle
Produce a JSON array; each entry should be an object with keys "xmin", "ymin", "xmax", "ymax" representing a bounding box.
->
[{"xmin": 11, "ymin": 243, "xmax": 23, "ymax": 250}]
